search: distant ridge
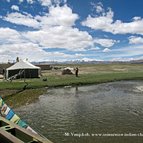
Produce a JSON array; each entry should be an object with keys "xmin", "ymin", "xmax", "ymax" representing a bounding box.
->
[
  {"xmin": 32, "ymin": 59, "xmax": 143, "ymax": 65},
  {"xmin": 1, "ymin": 59, "xmax": 143, "ymax": 65}
]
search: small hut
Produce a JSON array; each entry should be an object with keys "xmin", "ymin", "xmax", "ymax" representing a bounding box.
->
[{"xmin": 6, "ymin": 60, "xmax": 41, "ymax": 79}]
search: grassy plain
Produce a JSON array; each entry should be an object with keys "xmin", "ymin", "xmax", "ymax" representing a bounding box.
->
[
  {"xmin": 1, "ymin": 63, "xmax": 143, "ymax": 107},
  {"xmin": 1, "ymin": 63, "xmax": 143, "ymax": 89}
]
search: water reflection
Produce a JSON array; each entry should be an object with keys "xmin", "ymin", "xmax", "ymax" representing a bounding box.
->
[
  {"xmin": 75, "ymin": 86, "xmax": 79, "ymax": 97},
  {"xmin": 15, "ymin": 81, "xmax": 143, "ymax": 143}
]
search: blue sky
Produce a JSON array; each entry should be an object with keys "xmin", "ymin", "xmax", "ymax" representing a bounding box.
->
[{"xmin": 1, "ymin": 0, "xmax": 143, "ymax": 62}]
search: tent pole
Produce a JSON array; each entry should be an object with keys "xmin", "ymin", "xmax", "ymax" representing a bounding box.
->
[{"xmin": 24, "ymin": 69, "xmax": 25, "ymax": 82}]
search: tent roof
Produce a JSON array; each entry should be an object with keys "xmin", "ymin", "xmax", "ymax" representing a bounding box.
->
[
  {"xmin": 7, "ymin": 60, "xmax": 40, "ymax": 70},
  {"xmin": 64, "ymin": 67, "xmax": 74, "ymax": 71}
]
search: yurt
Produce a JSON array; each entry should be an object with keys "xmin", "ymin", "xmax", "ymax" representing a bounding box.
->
[
  {"xmin": 62, "ymin": 67, "xmax": 74, "ymax": 75},
  {"xmin": 6, "ymin": 60, "xmax": 41, "ymax": 79}
]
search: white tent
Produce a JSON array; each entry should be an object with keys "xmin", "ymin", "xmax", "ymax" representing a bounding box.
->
[{"xmin": 6, "ymin": 60, "xmax": 41, "ymax": 79}]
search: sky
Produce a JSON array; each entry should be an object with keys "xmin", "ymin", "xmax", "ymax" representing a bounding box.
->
[{"xmin": 1, "ymin": 0, "xmax": 143, "ymax": 62}]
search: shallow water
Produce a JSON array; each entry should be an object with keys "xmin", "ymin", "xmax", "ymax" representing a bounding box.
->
[{"xmin": 15, "ymin": 81, "xmax": 143, "ymax": 143}]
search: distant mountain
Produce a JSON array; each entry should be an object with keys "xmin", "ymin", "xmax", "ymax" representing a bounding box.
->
[{"xmin": 2, "ymin": 59, "xmax": 143, "ymax": 65}]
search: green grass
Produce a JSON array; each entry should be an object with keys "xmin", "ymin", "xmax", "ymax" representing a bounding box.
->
[
  {"xmin": 1, "ymin": 71, "xmax": 143, "ymax": 90},
  {"xmin": 4, "ymin": 88, "xmax": 47, "ymax": 108},
  {"xmin": 1, "ymin": 62, "xmax": 143, "ymax": 91}
]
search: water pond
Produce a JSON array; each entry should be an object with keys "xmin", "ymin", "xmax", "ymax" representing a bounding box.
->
[{"xmin": 15, "ymin": 81, "xmax": 143, "ymax": 143}]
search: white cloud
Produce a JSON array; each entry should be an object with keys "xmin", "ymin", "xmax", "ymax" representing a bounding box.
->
[
  {"xmin": 129, "ymin": 36, "xmax": 143, "ymax": 44},
  {"xmin": 82, "ymin": 5, "xmax": 143, "ymax": 35},
  {"xmin": 24, "ymin": 26, "xmax": 93, "ymax": 51},
  {"xmin": 0, "ymin": 42, "xmax": 75, "ymax": 62},
  {"xmin": 132, "ymin": 17, "xmax": 141, "ymax": 21},
  {"xmin": 0, "ymin": 28, "xmax": 22, "ymax": 44},
  {"xmin": 0, "ymin": 28, "xmax": 48, "ymax": 62},
  {"xmin": 48, "ymin": 5, "xmax": 78, "ymax": 26},
  {"xmin": 1, "ymin": 3, "xmax": 125, "ymax": 62},
  {"xmin": 110, "ymin": 57, "xmax": 135, "ymax": 62},
  {"xmin": 11, "ymin": 5, "xmax": 19, "ymax": 11},
  {"xmin": 0, "ymin": 43, "xmax": 43, "ymax": 62},
  {"xmin": 38, "ymin": 0, "xmax": 67, "ymax": 6},
  {"xmin": 0, "ymin": 28, "xmax": 52, "ymax": 62},
  {"xmin": 4, "ymin": 5, "xmax": 78, "ymax": 28},
  {"xmin": 36, "ymin": 5, "xmax": 79, "ymax": 28},
  {"xmin": 3, "ymin": 5, "xmax": 93, "ymax": 52},
  {"xmin": 0, "ymin": 4, "xmax": 95, "ymax": 62},
  {"xmin": 103, "ymin": 48, "xmax": 111, "ymax": 52},
  {"xmin": 27, "ymin": 0, "xmax": 34, "ymax": 4},
  {"xmin": 118, "ymin": 45, "xmax": 143, "ymax": 56},
  {"xmin": 82, "ymin": 8, "xmax": 114, "ymax": 32},
  {"xmin": 96, "ymin": 5, "xmax": 104, "ymax": 14},
  {"xmin": 102, "ymin": 45, "xmax": 143, "ymax": 60},
  {"xmin": 4, "ymin": 12, "xmax": 40, "ymax": 28},
  {"xmin": 94, "ymin": 38, "xmax": 117, "ymax": 47},
  {"xmin": 90, "ymin": 2, "xmax": 104, "ymax": 14},
  {"xmin": 39, "ymin": 0, "xmax": 52, "ymax": 6},
  {"xmin": 0, "ymin": 26, "xmax": 93, "ymax": 62},
  {"xmin": 75, "ymin": 53, "xmax": 84, "ymax": 57}
]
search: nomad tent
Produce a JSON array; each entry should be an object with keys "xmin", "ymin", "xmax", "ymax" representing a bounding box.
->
[
  {"xmin": 6, "ymin": 60, "xmax": 41, "ymax": 79},
  {"xmin": 62, "ymin": 67, "xmax": 74, "ymax": 75}
]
